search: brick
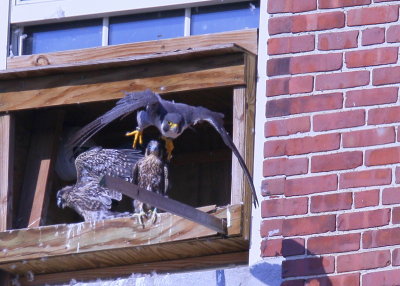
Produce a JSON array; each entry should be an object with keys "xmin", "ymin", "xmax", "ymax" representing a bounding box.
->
[
  {"xmin": 308, "ymin": 233, "xmax": 360, "ymax": 255},
  {"xmin": 263, "ymin": 157, "xmax": 308, "ymax": 177},
  {"xmin": 293, "ymin": 11, "xmax": 345, "ymax": 33},
  {"xmin": 363, "ymin": 227, "xmax": 400, "ymax": 248},
  {"xmin": 264, "ymin": 116, "xmax": 310, "ymax": 138},
  {"xmin": 343, "ymin": 127, "xmax": 395, "ymax": 147},
  {"xmin": 269, "ymin": 11, "xmax": 345, "ymax": 36},
  {"xmin": 286, "ymin": 174, "xmax": 338, "ymax": 196},
  {"xmin": 314, "ymin": 110, "xmax": 365, "ymax": 132},
  {"xmin": 260, "ymin": 219, "xmax": 283, "ymax": 238},
  {"xmin": 393, "ymin": 248, "xmax": 400, "ymax": 266},
  {"xmin": 397, "ymin": 166, "xmax": 400, "ymax": 184},
  {"xmin": 387, "ymin": 24, "xmax": 400, "ymax": 43},
  {"xmin": 291, "ymin": 53, "xmax": 343, "ymax": 75},
  {"xmin": 284, "ymin": 273, "xmax": 360, "ymax": 286},
  {"xmin": 282, "ymin": 238, "xmax": 305, "ymax": 257},
  {"xmin": 337, "ymin": 250, "xmax": 390, "ymax": 272},
  {"xmin": 268, "ymin": 0, "xmax": 317, "ymax": 13},
  {"xmin": 373, "ymin": 66, "xmax": 400, "ymax": 85},
  {"xmin": 282, "ymin": 256, "xmax": 334, "ymax": 278},
  {"xmin": 383, "ymin": 187, "xmax": 400, "ymax": 205},
  {"xmin": 312, "ymin": 151, "xmax": 363, "ymax": 173},
  {"xmin": 268, "ymin": 17, "xmax": 292, "ymax": 35},
  {"xmin": 348, "ymin": 5, "xmax": 399, "ymax": 26},
  {"xmin": 261, "ymin": 178, "xmax": 285, "ymax": 196},
  {"xmin": 366, "ymin": 146, "xmax": 400, "ymax": 166},
  {"xmin": 319, "ymin": 0, "xmax": 371, "ymax": 8},
  {"xmin": 268, "ymin": 35, "xmax": 315, "ymax": 55},
  {"xmin": 318, "ymin": 30, "xmax": 358, "ymax": 50},
  {"xmin": 363, "ymin": 269, "xmax": 400, "ymax": 286},
  {"xmin": 338, "ymin": 208, "xmax": 390, "ymax": 231},
  {"xmin": 354, "ymin": 189, "xmax": 380, "ymax": 208},
  {"xmin": 345, "ymin": 86, "xmax": 398, "ymax": 107},
  {"xmin": 362, "ymin": 27, "xmax": 385, "ymax": 46},
  {"xmin": 266, "ymin": 76, "xmax": 313, "ymax": 97},
  {"xmin": 266, "ymin": 93, "xmax": 343, "ymax": 118},
  {"xmin": 311, "ymin": 192, "xmax": 353, "ymax": 213},
  {"xmin": 316, "ymin": 70, "xmax": 370, "ymax": 91},
  {"xmin": 264, "ymin": 133, "xmax": 340, "ymax": 158},
  {"xmin": 261, "ymin": 238, "xmax": 282, "ymax": 257},
  {"xmin": 339, "ymin": 168, "xmax": 392, "ymax": 189},
  {"xmin": 283, "ymin": 215, "xmax": 336, "ymax": 236},
  {"xmin": 393, "ymin": 207, "xmax": 400, "ymax": 224},
  {"xmin": 267, "ymin": 53, "xmax": 342, "ymax": 76},
  {"xmin": 369, "ymin": 106, "xmax": 400, "ymax": 124},
  {"xmin": 261, "ymin": 197, "xmax": 308, "ymax": 218},
  {"xmin": 346, "ymin": 47, "xmax": 398, "ymax": 68}
]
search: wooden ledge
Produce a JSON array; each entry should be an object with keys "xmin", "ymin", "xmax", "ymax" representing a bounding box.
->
[{"xmin": 0, "ymin": 204, "xmax": 244, "ymax": 275}]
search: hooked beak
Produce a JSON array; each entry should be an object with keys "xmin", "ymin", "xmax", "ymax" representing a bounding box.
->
[{"xmin": 57, "ymin": 196, "xmax": 64, "ymax": 208}]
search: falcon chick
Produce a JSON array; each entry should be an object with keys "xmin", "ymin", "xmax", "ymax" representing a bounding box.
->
[
  {"xmin": 68, "ymin": 89, "xmax": 259, "ymax": 207},
  {"xmin": 56, "ymin": 147, "xmax": 143, "ymax": 222},
  {"xmin": 132, "ymin": 140, "xmax": 168, "ymax": 226}
]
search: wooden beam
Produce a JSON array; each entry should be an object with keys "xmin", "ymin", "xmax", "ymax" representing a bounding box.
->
[
  {"xmin": 7, "ymin": 29, "xmax": 257, "ymax": 69},
  {"xmin": 102, "ymin": 176, "xmax": 227, "ymax": 234},
  {"xmin": 0, "ymin": 205, "xmax": 242, "ymax": 264},
  {"xmin": 19, "ymin": 251, "xmax": 248, "ymax": 286},
  {"xmin": 0, "ymin": 114, "xmax": 14, "ymax": 232},
  {"xmin": 0, "ymin": 53, "xmax": 245, "ymax": 112},
  {"xmin": 16, "ymin": 111, "xmax": 64, "ymax": 228}
]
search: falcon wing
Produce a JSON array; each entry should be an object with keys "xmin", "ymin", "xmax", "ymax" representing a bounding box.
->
[
  {"xmin": 67, "ymin": 89, "xmax": 160, "ymax": 149},
  {"xmin": 191, "ymin": 106, "xmax": 259, "ymax": 207}
]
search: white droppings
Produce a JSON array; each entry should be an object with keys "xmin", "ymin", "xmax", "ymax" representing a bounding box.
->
[
  {"xmin": 226, "ymin": 208, "xmax": 231, "ymax": 227},
  {"xmin": 26, "ymin": 271, "xmax": 34, "ymax": 282},
  {"xmin": 268, "ymin": 229, "xmax": 280, "ymax": 237}
]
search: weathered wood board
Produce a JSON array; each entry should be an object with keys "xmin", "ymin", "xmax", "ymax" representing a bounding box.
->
[{"xmin": 7, "ymin": 29, "xmax": 257, "ymax": 69}]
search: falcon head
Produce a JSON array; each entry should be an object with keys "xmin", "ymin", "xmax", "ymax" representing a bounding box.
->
[
  {"xmin": 145, "ymin": 140, "xmax": 164, "ymax": 158},
  {"xmin": 161, "ymin": 113, "xmax": 184, "ymax": 138},
  {"xmin": 56, "ymin": 185, "xmax": 73, "ymax": 208}
]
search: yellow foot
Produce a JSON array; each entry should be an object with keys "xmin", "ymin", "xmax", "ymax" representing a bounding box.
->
[
  {"xmin": 150, "ymin": 208, "xmax": 159, "ymax": 224},
  {"xmin": 162, "ymin": 137, "xmax": 174, "ymax": 160},
  {"xmin": 126, "ymin": 129, "xmax": 143, "ymax": 149},
  {"xmin": 133, "ymin": 211, "xmax": 147, "ymax": 228}
]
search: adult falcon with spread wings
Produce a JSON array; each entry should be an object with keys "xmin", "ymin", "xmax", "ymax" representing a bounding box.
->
[
  {"xmin": 56, "ymin": 147, "xmax": 143, "ymax": 222},
  {"xmin": 67, "ymin": 89, "xmax": 259, "ymax": 207}
]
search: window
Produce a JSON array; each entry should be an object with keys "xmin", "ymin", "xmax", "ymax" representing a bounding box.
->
[
  {"xmin": 12, "ymin": 1, "xmax": 259, "ymax": 56},
  {"xmin": 0, "ymin": 30, "xmax": 257, "ymax": 283}
]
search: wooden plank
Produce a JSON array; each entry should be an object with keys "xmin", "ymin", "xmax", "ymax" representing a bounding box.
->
[
  {"xmin": 231, "ymin": 87, "xmax": 246, "ymax": 206},
  {"xmin": 16, "ymin": 111, "xmax": 64, "ymax": 228},
  {"xmin": 0, "ymin": 205, "xmax": 241, "ymax": 266},
  {"xmin": 0, "ymin": 54, "xmax": 245, "ymax": 112},
  {"xmin": 19, "ymin": 251, "xmax": 248, "ymax": 286},
  {"xmin": 0, "ymin": 114, "xmax": 14, "ymax": 232},
  {"xmin": 28, "ymin": 111, "xmax": 64, "ymax": 228},
  {"xmin": 7, "ymin": 29, "xmax": 258, "ymax": 69},
  {"xmin": 242, "ymin": 53, "xmax": 257, "ymax": 241},
  {"xmin": 103, "ymin": 176, "xmax": 227, "ymax": 234}
]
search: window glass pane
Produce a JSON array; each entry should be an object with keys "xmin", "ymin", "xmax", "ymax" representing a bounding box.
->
[
  {"xmin": 23, "ymin": 19, "xmax": 102, "ymax": 55},
  {"xmin": 191, "ymin": 1, "xmax": 259, "ymax": 35},
  {"xmin": 109, "ymin": 10, "xmax": 184, "ymax": 45}
]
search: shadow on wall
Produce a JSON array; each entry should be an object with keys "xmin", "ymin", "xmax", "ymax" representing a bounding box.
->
[{"xmin": 249, "ymin": 239, "xmax": 333, "ymax": 286}]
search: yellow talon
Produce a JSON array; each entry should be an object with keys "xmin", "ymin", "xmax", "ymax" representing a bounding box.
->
[
  {"xmin": 126, "ymin": 129, "xmax": 143, "ymax": 148},
  {"xmin": 162, "ymin": 137, "xmax": 174, "ymax": 160}
]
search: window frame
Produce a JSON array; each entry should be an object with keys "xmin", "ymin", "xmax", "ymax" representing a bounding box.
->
[{"xmin": 0, "ymin": 30, "xmax": 257, "ymax": 284}]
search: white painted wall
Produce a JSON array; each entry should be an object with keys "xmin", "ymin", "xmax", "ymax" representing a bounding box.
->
[{"xmin": 0, "ymin": 0, "xmax": 10, "ymax": 70}]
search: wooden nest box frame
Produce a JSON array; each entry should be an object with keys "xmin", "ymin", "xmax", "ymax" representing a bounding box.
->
[{"xmin": 0, "ymin": 30, "xmax": 257, "ymax": 285}]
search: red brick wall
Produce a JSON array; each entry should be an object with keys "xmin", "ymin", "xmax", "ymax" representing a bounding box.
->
[{"xmin": 261, "ymin": 1, "xmax": 400, "ymax": 285}]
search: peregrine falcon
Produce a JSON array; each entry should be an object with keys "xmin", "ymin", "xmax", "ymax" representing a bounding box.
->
[
  {"xmin": 56, "ymin": 147, "xmax": 143, "ymax": 222},
  {"xmin": 132, "ymin": 140, "xmax": 168, "ymax": 226},
  {"xmin": 67, "ymin": 90, "xmax": 259, "ymax": 207}
]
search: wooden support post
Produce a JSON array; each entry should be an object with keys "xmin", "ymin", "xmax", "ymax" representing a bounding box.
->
[
  {"xmin": 16, "ymin": 111, "xmax": 64, "ymax": 228},
  {"xmin": 0, "ymin": 114, "xmax": 14, "ymax": 231}
]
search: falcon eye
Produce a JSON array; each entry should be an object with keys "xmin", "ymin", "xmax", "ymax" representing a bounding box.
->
[{"xmin": 168, "ymin": 121, "xmax": 174, "ymax": 126}]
